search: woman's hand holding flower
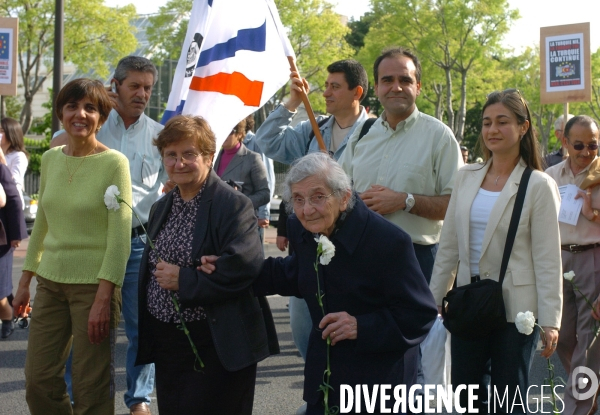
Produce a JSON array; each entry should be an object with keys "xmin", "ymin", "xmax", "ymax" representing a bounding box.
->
[
  {"xmin": 540, "ymin": 327, "xmax": 559, "ymax": 358},
  {"xmin": 515, "ymin": 311, "xmax": 559, "ymax": 358},
  {"xmin": 319, "ymin": 312, "xmax": 358, "ymax": 346},
  {"xmin": 155, "ymin": 261, "xmax": 181, "ymax": 290}
]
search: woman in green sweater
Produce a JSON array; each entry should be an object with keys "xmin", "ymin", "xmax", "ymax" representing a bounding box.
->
[{"xmin": 13, "ymin": 78, "xmax": 132, "ymax": 415}]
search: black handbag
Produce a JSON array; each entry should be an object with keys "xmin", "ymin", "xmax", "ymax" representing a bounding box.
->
[{"xmin": 441, "ymin": 167, "xmax": 532, "ymax": 340}]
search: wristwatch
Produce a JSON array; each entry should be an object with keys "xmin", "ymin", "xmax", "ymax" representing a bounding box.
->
[{"xmin": 404, "ymin": 193, "xmax": 415, "ymax": 212}]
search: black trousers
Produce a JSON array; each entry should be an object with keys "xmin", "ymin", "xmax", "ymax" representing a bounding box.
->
[{"xmin": 149, "ymin": 315, "xmax": 257, "ymax": 415}]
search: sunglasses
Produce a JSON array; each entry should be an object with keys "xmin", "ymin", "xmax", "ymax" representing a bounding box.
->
[{"xmin": 570, "ymin": 142, "xmax": 599, "ymax": 151}]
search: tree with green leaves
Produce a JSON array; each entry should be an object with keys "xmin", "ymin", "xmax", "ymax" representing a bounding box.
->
[
  {"xmin": 359, "ymin": 0, "xmax": 518, "ymax": 142},
  {"xmin": 1, "ymin": 0, "xmax": 138, "ymax": 133}
]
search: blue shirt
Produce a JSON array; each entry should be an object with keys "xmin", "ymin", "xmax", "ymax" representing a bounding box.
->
[
  {"xmin": 98, "ymin": 110, "xmax": 166, "ymax": 227},
  {"xmin": 255, "ymin": 104, "xmax": 369, "ymax": 164}
]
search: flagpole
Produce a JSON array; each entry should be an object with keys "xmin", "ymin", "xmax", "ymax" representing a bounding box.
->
[{"xmin": 287, "ymin": 57, "xmax": 328, "ymax": 153}]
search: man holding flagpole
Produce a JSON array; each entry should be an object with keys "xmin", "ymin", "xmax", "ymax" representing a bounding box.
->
[{"xmin": 255, "ymin": 60, "xmax": 370, "ymax": 164}]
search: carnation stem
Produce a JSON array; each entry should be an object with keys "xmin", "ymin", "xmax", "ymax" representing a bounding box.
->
[
  {"xmin": 537, "ymin": 325, "xmax": 560, "ymax": 414},
  {"xmin": 117, "ymin": 196, "xmax": 204, "ymax": 371},
  {"xmin": 314, "ymin": 257, "xmax": 338, "ymax": 415}
]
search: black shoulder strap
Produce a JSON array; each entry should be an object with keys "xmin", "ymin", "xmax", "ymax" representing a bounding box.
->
[
  {"xmin": 357, "ymin": 118, "xmax": 376, "ymax": 142},
  {"xmin": 499, "ymin": 167, "xmax": 533, "ymax": 284},
  {"xmin": 306, "ymin": 116, "xmax": 331, "ymax": 153}
]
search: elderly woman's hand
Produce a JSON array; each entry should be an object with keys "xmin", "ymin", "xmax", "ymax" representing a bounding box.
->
[
  {"xmin": 195, "ymin": 255, "xmax": 219, "ymax": 274},
  {"xmin": 319, "ymin": 312, "xmax": 358, "ymax": 346},
  {"xmin": 540, "ymin": 327, "xmax": 559, "ymax": 359},
  {"xmin": 155, "ymin": 261, "xmax": 181, "ymax": 290}
]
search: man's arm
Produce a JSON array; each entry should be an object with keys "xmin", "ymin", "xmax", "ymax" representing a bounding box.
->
[{"xmin": 360, "ymin": 185, "xmax": 450, "ymax": 220}]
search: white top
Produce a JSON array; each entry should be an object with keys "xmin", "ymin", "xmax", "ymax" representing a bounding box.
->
[
  {"xmin": 5, "ymin": 150, "xmax": 28, "ymax": 190},
  {"xmin": 469, "ymin": 188, "xmax": 500, "ymax": 276},
  {"xmin": 5, "ymin": 150, "xmax": 28, "ymax": 208}
]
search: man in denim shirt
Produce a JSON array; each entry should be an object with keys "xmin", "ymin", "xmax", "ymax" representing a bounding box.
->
[
  {"xmin": 52, "ymin": 56, "xmax": 165, "ymax": 415},
  {"xmin": 255, "ymin": 60, "xmax": 370, "ymax": 164}
]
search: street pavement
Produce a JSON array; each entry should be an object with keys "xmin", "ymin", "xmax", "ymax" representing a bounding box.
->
[{"xmin": 1, "ymin": 228, "xmax": 598, "ymax": 414}]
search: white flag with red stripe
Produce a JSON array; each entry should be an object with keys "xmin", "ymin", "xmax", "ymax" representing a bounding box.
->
[{"xmin": 161, "ymin": 0, "xmax": 295, "ymax": 149}]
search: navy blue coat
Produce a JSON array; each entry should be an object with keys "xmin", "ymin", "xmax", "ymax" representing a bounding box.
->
[
  {"xmin": 0, "ymin": 164, "xmax": 27, "ymax": 257},
  {"xmin": 254, "ymin": 197, "xmax": 438, "ymax": 407}
]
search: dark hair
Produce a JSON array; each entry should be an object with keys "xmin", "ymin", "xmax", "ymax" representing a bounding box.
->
[
  {"xmin": 244, "ymin": 114, "xmax": 255, "ymax": 134},
  {"xmin": 460, "ymin": 146, "xmax": 468, "ymax": 152},
  {"xmin": 373, "ymin": 47, "xmax": 422, "ymax": 85},
  {"xmin": 0, "ymin": 117, "xmax": 28, "ymax": 157},
  {"xmin": 327, "ymin": 59, "xmax": 369, "ymax": 102},
  {"xmin": 564, "ymin": 115, "xmax": 600, "ymax": 140},
  {"xmin": 154, "ymin": 115, "xmax": 216, "ymax": 158},
  {"xmin": 478, "ymin": 89, "xmax": 542, "ymax": 170},
  {"xmin": 55, "ymin": 78, "xmax": 113, "ymax": 125},
  {"xmin": 113, "ymin": 56, "xmax": 158, "ymax": 85},
  {"xmin": 230, "ymin": 119, "xmax": 247, "ymax": 143}
]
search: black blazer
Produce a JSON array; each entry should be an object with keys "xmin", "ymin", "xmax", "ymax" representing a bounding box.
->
[
  {"xmin": 0, "ymin": 164, "xmax": 27, "ymax": 257},
  {"xmin": 136, "ymin": 170, "xmax": 276, "ymax": 371},
  {"xmin": 255, "ymin": 197, "xmax": 438, "ymax": 406},
  {"xmin": 214, "ymin": 143, "xmax": 270, "ymax": 210}
]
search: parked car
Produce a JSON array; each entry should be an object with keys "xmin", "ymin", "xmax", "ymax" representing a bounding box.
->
[{"xmin": 23, "ymin": 193, "xmax": 37, "ymax": 234}]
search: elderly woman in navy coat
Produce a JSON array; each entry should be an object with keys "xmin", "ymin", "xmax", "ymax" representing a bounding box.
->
[{"xmin": 203, "ymin": 152, "xmax": 437, "ymax": 413}]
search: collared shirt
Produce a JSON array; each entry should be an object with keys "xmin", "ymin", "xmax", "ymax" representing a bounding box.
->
[
  {"xmin": 255, "ymin": 104, "xmax": 370, "ymax": 164},
  {"xmin": 545, "ymin": 157, "xmax": 600, "ymax": 245},
  {"xmin": 98, "ymin": 110, "xmax": 166, "ymax": 227},
  {"xmin": 339, "ymin": 108, "xmax": 462, "ymax": 245}
]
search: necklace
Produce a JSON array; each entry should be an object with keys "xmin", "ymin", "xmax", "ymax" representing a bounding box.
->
[
  {"xmin": 495, "ymin": 175, "xmax": 501, "ymax": 186},
  {"xmin": 335, "ymin": 119, "xmax": 351, "ymax": 129},
  {"xmin": 65, "ymin": 144, "xmax": 97, "ymax": 183}
]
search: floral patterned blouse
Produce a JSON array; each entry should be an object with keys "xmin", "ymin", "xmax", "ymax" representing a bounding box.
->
[{"xmin": 147, "ymin": 185, "xmax": 207, "ymax": 323}]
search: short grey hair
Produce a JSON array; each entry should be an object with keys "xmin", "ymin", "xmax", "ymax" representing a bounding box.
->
[
  {"xmin": 282, "ymin": 152, "xmax": 355, "ymax": 214},
  {"xmin": 114, "ymin": 56, "xmax": 158, "ymax": 85},
  {"xmin": 554, "ymin": 113, "xmax": 574, "ymax": 131}
]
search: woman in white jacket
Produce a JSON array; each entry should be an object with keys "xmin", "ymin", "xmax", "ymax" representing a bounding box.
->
[{"xmin": 429, "ymin": 89, "xmax": 562, "ymax": 413}]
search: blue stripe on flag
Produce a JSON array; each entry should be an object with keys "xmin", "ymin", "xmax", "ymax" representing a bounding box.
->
[
  {"xmin": 161, "ymin": 99, "xmax": 186, "ymax": 125},
  {"xmin": 197, "ymin": 21, "xmax": 266, "ymax": 68}
]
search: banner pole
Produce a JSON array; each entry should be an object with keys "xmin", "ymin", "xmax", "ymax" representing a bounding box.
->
[{"xmin": 287, "ymin": 56, "xmax": 328, "ymax": 153}]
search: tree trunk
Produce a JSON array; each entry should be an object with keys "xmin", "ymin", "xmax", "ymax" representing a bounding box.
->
[
  {"xmin": 20, "ymin": 99, "xmax": 34, "ymax": 134},
  {"xmin": 444, "ymin": 66, "xmax": 454, "ymax": 131},
  {"xmin": 454, "ymin": 70, "xmax": 468, "ymax": 142}
]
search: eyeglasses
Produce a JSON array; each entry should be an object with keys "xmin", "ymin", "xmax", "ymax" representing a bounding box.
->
[
  {"xmin": 163, "ymin": 151, "xmax": 203, "ymax": 166},
  {"xmin": 570, "ymin": 142, "xmax": 599, "ymax": 151},
  {"xmin": 292, "ymin": 193, "xmax": 334, "ymax": 208}
]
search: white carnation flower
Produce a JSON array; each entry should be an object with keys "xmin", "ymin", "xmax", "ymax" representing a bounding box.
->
[
  {"xmin": 315, "ymin": 235, "xmax": 335, "ymax": 265},
  {"xmin": 564, "ymin": 271, "xmax": 575, "ymax": 281},
  {"xmin": 515, "ymin": 311, "xmax": 536, "ymax": 335},
  {"xmin": 104, "ymin": 185, "xmax": 122, "ymax": 211}
]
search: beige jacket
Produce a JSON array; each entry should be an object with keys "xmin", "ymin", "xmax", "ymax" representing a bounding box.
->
[{"xmin": 429, "ymin": 159, "xmax": 563, "ymax": 328}]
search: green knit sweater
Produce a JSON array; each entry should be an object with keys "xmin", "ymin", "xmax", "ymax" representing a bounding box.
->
[{"xmin": 23, "ymin": 147, "xmax": 133, "ymax": 287}]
